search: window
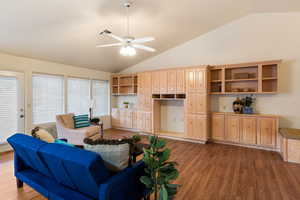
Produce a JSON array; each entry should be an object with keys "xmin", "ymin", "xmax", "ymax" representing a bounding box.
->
[
  {"xmin": 67, "ymin": 78, "xmax": 90, "ymax": 115},
  {"xmin": 32, "ymin": 74, "xmax": 64, "ymax": 124},
  {"xmin": 92, "ymin": 80, "xmax": 109, "ymax": 116}
]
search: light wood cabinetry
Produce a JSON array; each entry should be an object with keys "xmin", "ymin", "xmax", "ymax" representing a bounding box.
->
[
  {"xmin": 185, "ymin": 66, "xmax": 208, "ymax": 142},
  {"xmin": 112, "ymin": 108, "xmax": 135, "ymax": 129},
  {"xmin": 159, "ymin": 70, "xmax": 168, "ymax": 94},
  {"xmin": 186, "ymin": 67, "xmax": 207, "ymax": 93},
  {"xmin": 209, "ymin": 60, "xmax": 280, "ymax": 94},
  {"xmin": 257, "ymin": 117, "xmax": 277, "ymax": 148},
  {"xmin": 152, "ymin": 71, "xmax": 160, "ymax": 94},
  {"xmin": 279, "ymin": 129, "xmax": 300, "ymax": 164},
  {"xmin": 111, "ymin": 108, "xmax": 120, "ymax": 127},
  {"xmin": 111, "ymin": 74, "xmax": 137, "ymax": 96},
  {"xmin": 240, "ymin": 116, "xmax": 257, "ymax": 145},
  {"xmin": 137, "ymin": 111, "xmax": 152, "ymax": 133},
  {"xmin": 211, "ymin": 113, "xmax": 225, "ymax": 141},
  {"xmin": 225, "ymin": 114, "xmax": 240, "ymax": 143},
  {"xmin": 176, "ymin": 69, "xmax": 185, "ymax": 93},
  {"xmin": 186, "ymin": 93, "xmax": 207, "ymax": 114},
  {"xmin": 167, "ymin": 70, "xmax": 177, "ymax": 93},
  {"xmin": 186, "ymin": 114, "xmax": 207, "ymax": 141},
  {"xmin": 211, "ymin": 112, "xmax": 279, "ymax": 149}
]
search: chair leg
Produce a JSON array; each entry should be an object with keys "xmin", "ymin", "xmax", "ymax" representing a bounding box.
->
[{"xmin": 16, "ymin": 179, "xmax": 23, "ymax": 188}]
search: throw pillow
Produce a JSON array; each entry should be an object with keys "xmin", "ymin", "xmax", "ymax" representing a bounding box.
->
[
  {"xmin": 73, "ymin": 114, "xmax": 90, "ymax": 128},
  {"xmin": 31, "ymin": 127, "xmax": 55, "ymax": 143},
  {"xmin": 55, "ymin": 139, "xmax": 74, "ymax": 147},
  {"xmin": 84, "ymin": 143, "xmax": 129, "ymax": 172}
]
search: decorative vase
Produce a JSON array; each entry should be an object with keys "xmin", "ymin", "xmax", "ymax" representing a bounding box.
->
[
  {"xmin": 243, "ymin": 107, "xmax": 253, "ymax": 114},
  {"xmin": 232, "ymin": 97, "xmax": 243, "ymax": 114}
]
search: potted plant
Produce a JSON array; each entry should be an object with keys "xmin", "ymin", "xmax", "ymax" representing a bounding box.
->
[
  {"xmin": 242, "ymin": 96, "xmax": 254, "ymax": 114},
  {"xmin": 123, "ymin": 101, "xmax": 130, "ymax": 109},
  {"xmin": 140, "ymin": 136, "xmax": 179, "ymax": 200}
]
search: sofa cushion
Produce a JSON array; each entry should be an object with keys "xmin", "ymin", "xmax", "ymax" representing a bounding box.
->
[
  {"xmin": 77, "ymin": 126, "xmax": 100, "ymax": 138},
  {"xmin": 73, "ymin": 114, "xmax": 90, "ymax": 128},
  {"xmin": 7, "ymin": 134, "xmax": 52, "ymax": 178},
  {"xmin": 39, "ymin": 143, "xmax": 110, "ymax": 199},
  {"xmin": 60, "ymin": 113, "xmax": 75, "ymax": 129}
]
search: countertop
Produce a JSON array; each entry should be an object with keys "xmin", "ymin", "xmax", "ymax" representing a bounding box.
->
[{"xmin": 279, "ymin": 128, "xmax": 300, "ymax": 140}]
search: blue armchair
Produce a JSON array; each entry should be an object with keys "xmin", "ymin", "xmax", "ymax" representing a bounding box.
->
[{"xmin": 7, "ymin": 134, "xmax": 148, "ymax": 200}]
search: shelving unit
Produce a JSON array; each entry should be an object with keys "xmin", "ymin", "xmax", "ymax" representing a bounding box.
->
[
  {"xmin": 209, "ymin": 60, "xmax": 280, "ymax": 94},
  {"xmin": 111, "ymin": 74, "xmax": 138, "ymax": 96}
]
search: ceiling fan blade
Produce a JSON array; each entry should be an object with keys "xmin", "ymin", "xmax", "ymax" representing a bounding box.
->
[
  {"xmin": 107, "ymin": 33, "xmax": 124, "ymax": 42},
  {"xmin": 96, "ymin": 43, "xmax": 122, "ymax": 48},
  {"xmin": 132, "ymin": 44, "xmax": 156, "ymax": 52},
  {"xmin": 132, "ymin": 37, "xmax": 155, "ymax": 43}
]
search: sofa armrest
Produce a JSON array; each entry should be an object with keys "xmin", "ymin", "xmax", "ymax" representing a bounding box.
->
[
  {"xmin": 14, "ymin": 152, "xmax": 27, "ymax": 174},
  {"xmin": 98, "ymin": 161, "xmax": 147, "ymax": 200}
]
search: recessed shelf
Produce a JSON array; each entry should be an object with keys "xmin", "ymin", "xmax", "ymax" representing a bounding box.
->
[
  {"xmin": 111, "ymin": 74, "xmax": 138, "ymax": 96},
  {"xmin": 225, "ymin": 78, "xmax": 258, "ymax": 82}
]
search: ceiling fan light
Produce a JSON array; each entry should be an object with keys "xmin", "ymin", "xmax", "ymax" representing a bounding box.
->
[{"xmin": 120, "ymin": 46, "xmax": 136, "ymax": 56}]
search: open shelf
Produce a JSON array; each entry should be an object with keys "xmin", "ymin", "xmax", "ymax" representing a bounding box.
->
[
  {"xmin": 152, "ymin": 93, "xmax": 186, "ymax": 100},
  {"xmin": 111, "ymin": 74, "xmax": 138, "ymax": 96},
  {"xmin": 209, "ymin": 60, "xmax": 280, "ymax": 94}
]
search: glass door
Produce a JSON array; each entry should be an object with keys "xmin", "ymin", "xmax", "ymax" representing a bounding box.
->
[{"xmin": 0, "ymin": 71, "xmax": 24, "ymax": 144}]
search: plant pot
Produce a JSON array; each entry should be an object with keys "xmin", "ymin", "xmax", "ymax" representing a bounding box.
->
[
  {"xmin": 124, "ymin": 104, "xmax": 129, "ymax": 109},
  {"xmin": 243, "ymin": 107, "xmax": 253, "ymax": 114}
]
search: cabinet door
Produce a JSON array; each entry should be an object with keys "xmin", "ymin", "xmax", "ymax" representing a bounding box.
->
[
  {"xmin": 119, "ymin": 109, "xmax": 126, "ymax": 128},
  {"xmin": 137, "ymin": 111, "xmax": 145, "ymax": 131},
  {"xmin": 145, "ymin": 112, "xmax": 153, "ymax": 133},
  {"xmin": 211, "ymin": 113, "xmax": 225, "ymax": 141},
  {"xmin": 176, "ymin": 69, "xmax": 185, "ymax": 93},
  {"xmin": 125, "ymin": 110, "xmax": 133, "ymax": 129},
  {"xmin": 257, "ymin": 117, "xmax": 277, "ymax": 148},
  {"xmin": 111, "ymin": 108, "xmax": 120, "ymax": 127},
  {"xmin": 152, "ymin": 71, "xmax": 160, "ymax": 94},
  {"xmin": 132, "ymin": 111, "xmax": 138, "ymax": 129},
  {"xmin": 159, "ymin": 70, "xmax": 168, "ymax": 94},
  {"xmin": 186, "ymin": 114, "xmax": 207, "ymax": 141},
  {"xmin": 186, "ymin": 68, "xmax": 207, "ymax": 93},
  {"xmin": 186, "ymin": 93, "xmax": 207, "ymax": 114},
  {"xmin": 240, "ymin": 117, "xmax": 257, "ymax": 145},
  {"xmin": 225, "ymin": 115, "xmax": 240, "ymax": 143},
  {"xmin": 167, "ymin": 70, "xmax": 177, "ymax": 93}
]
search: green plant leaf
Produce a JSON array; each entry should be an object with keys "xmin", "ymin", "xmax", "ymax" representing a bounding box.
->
[
  {"xmin": 159, "ymin": 185, "xmax": 168, "ymax": 200},
  {"xmin": 159, "ymin": 148, "xmax": 171, "ymax": 163},
  {"xmin": 140, "ymin": 176, "xmax": 153, "ymax": 188},
  {"xmin": 156, "ymin": 139, "xmax": 166, "ymax": 149}
]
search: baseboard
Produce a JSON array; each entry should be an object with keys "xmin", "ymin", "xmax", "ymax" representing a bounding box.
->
[
  {"xmin": 210, "ymin": 139, "xmax": 279, "ymax": 152},
  {"xmin": 139, "ymin": 132, "xmax": 207, "ymax": 144}
]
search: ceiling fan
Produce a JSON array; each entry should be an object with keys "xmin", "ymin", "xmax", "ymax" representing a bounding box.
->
[{"xmin": 96, "ymin": 1, "xmax": 156, "ymax": 56}]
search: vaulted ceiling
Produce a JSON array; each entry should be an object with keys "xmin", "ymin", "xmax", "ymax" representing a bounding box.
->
[{"xmin": 1, "ymin": 0, "xmax": 300, "ymax": 72}]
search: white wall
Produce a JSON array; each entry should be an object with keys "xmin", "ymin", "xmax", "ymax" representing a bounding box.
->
[
  {"xmin": 122, "ymin": 13, "xmax": 300, "ymax": 129},
  {"xmin": 0, "ymin": 52, "xmax": 111, "ymax": 151}
]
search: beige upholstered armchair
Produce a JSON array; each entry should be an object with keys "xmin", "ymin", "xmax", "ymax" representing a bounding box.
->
[{"xmin": 56, "ymin": 113, "xmax": 100, "ymax": 145}]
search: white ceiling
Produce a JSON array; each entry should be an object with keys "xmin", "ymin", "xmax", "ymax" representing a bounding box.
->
[{"xmin": 0, "ymin": 0, "xmax": 300, "ymax": 72}]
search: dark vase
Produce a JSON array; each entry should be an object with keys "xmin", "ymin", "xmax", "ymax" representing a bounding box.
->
[
  {"xmin": 233, "ymin": 98, "xmax": 243, "ymax": 114},
  {"xmin": 243, "ymin": 107, "xmax": 253, "ymax": 114}
]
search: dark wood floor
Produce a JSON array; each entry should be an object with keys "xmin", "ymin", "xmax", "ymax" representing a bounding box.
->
[{"xmin": 1, "ymin": 129, "xmax": 300, "ymax": 200}]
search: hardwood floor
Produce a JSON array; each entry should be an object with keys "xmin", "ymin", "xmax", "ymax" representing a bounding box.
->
[{"xmin": 1, "ymin": 129, "xmax": 300, "ymax": 200}]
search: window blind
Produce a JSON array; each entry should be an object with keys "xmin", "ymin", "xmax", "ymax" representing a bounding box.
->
[
  {"xmin": 92, "ymin": 80, "xmax": 109, "ymax": 116},
  {"xmin": 32, "ymin": 74, "xmax": 64, "ymax": 124},
  {"xmin": 0, "ymin": 77, "xmax": 18, "ymax": 143},
  {"xmin": 67, "ymin": 78, "xmax": 90, "ymax": 115}
]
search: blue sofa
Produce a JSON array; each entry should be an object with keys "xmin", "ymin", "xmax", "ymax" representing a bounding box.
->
[{"xmin": 7, "ymin": 134, "xmax": 148, "ymax": 200}]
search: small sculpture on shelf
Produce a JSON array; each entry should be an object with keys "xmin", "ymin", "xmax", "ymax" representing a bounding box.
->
[{"xmin": 232, "ymin": 97, "xmax": 243, "ymax": 114}]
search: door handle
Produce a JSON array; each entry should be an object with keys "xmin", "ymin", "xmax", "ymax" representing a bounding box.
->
[{"xmin": 20, "ymin": 114, "xmax": 25, "ymax": 118}]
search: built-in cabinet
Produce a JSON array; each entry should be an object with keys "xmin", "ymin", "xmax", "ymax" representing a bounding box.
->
[
  {"xmin": 111, "ymin": 60, "xmax": 280, "ymax": 150},
  {"xmin": 185, "ymin": 67, "xmax": 209, "ymax": 141},
  {"xmin": 211, "ymin": 112, "xmax": 278, "ymax": 149}
]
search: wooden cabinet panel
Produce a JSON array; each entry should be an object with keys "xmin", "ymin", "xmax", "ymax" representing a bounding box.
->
[
  {"xmin": 157, "ymin": 70, "xmax": 168, "ymax": 94},
  {"xmin": 111, "ymin": 108, "xmax": 120, "ymax": 127},
  {"xmin": 186, "ymin": 68, "xmax": 207, "ymax": 93},
  {"xmin": 186, "ymin": 93, "xmax": 207, "ymax": 114},
  {"xmin": 167, "ymin": 70, "xmax": 177, "ymax": 93},
  {"xmin": 145, "ymin": 112, "xmax": 153, "ymax": 133},
  {"xmin": 211, "ymin": 113, "xmax": 225, "ymax": 141},
  {"xmin": 186, "ymin": 114, "xmax": 207, "ymax": 141},
  {"xmin": 257, "ymin": 117, "xmax": 277, "ymax": 148},
  {"xmin": 138, "ymin": 72, "xmax": 152, "ymax": 112},
  {"xmin": 240, "ymin": 117, "xmax": 257, "ymax": 145},
  {"xmin": 176, "ymin": 69, "xmax": 185, "ymax": 93},
  {"xmin": 132, "ymin": 111, "xmax": 138, "ymax": 129},
  {"xmin": 226, "ymin": 115, "xmax": 240, "ymax": 143},
  {"xmin": 152, "ymin": 71, "xmax": 160, "ymax": 94},
  {"xmin": 137, "ymin": 111, "xmax": 152, "ymax": 133}
]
